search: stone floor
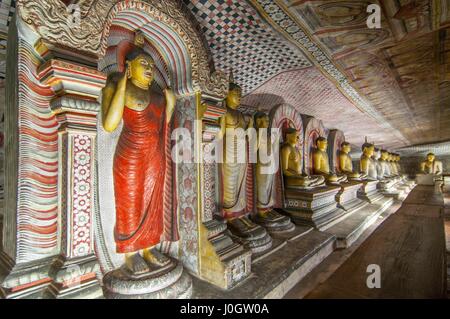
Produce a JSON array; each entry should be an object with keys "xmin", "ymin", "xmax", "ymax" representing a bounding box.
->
[
  {"xmin": 287, "ymin": 185, "xmax": 447, "ymax": 299},
  {"xmin": 192, "ymin": 226, "xmax": 335, "ymax": 298}
]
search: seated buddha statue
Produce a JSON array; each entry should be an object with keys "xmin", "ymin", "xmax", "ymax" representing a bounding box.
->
[
  {"xmin": 338, "ymin": 141, "xmax": 363, "ymax": 180},
  {"xmin": 379, "ymin": 150, "xmax": 393, "ymax": 178},
  {"xmin": 360, "ymin": 141, "xmax": 377, "ymax": 180},
  {"xmin": 312, "ymin": 137, "xmax": 347, "ymax": 184},
  {"xmin": 281, "ymin": 128, "xmax": 326, "ymax": 189},
  {"xmin": 372, "ymin": 147, "xmax": 384, "ymax": 180},
  {"xmin": 420, "ymin": 153, "xmax": 443, "ymax": 175},
  {"xmin": 388, "ymin": 153, "xmax": 399, "ymax": 176}
]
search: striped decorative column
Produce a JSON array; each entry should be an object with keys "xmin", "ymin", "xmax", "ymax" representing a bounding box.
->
[{"xmin": 38, "ymin": 58, "xmax": 106, "ymax": 298}]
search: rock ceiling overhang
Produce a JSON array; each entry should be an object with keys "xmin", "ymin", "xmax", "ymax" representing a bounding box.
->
[
  {"xmin": 186, "ymin": 0, "xmax": 408, "ymax": 148},
  {"xmin": 268, "ymin": 0, "xmax": 450, "ymax": 149},
  {"xmin": 187, "ymin": 0, "xmax": 450, "ymax": 152},
  {"xmin": 396, "ymin": 140, "xmax": 450, "ymax": 157}
]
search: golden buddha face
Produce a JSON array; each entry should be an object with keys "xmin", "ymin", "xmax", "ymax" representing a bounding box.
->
[
  {"xmin": 381, "ymin": 151, "xmax": 388, "ymax": 160},
  {"xmin": 316, "ymin": 139, "xmax": 328, "ymax": 152},
  {"xmin": 363, "ymin": 145, "xmax": 374, "ymax": 157},
  {"xmin": 127, "ymin": 53, "xmax": 155, "ymax": 88},
  {"xmin": 342, "ymin": 143, "xmax": 351, "ymax": 154},
  {"xmin": 255, "ymin": 115, "xmax": 269, "ymax": 129},
  {"xmin": 286, "ymin": 131, "xmax": 300, "ymax": 145},
  {"xmin": 427, "ymin": 153, "xmax": 435, "ymax": 162},
  {"xmin": 226, "ymin": 87, "xmax": 242, "ymax": 110}
]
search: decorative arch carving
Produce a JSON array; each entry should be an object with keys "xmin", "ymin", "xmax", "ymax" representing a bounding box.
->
[
  {"xmin": 327, "ymin": 129, "xmax": 346, "ymax": 174},
  {"xmin": 17, "ymin": 0, "xmax": 228, "ymax": 98},
  {"xmin": 269, "ymin": 103, "xmax": 304, "ymax": 209},
  {"xmin": 302, "ymin": 116, "xmax": 327, "ymax": 175}
]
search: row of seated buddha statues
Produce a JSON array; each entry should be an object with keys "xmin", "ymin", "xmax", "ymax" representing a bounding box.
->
[
  {"xmin": 280, "ymin": 127, "xmax": 372, "ymax": 230},
  {"xmin": 359, "ymin": 141, "xmax": 414, "ymax": 200}
]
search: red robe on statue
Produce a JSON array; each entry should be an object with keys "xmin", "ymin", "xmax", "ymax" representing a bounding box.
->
[{"xmin": 113, "ymin": 92, "xmax": 176, "ymax": 253}]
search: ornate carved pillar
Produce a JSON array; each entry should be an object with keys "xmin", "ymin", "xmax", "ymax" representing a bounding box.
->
[{"xmin": 38, "ymin": 58, "xmax": 106, "ymax": 298}]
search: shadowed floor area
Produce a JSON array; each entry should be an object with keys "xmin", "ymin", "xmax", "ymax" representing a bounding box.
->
[{"xmin": 293, "ymin": 185, "xmax": 447, "ymax": 299}]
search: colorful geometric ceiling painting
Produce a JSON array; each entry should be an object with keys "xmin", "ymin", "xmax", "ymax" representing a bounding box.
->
[
  {"xmin": 184, "ymin": 0, "xmax": 312, "ymax": 93},
  {"xmin": 241, "ymin": 67, "xmax": 402, "ymax": 149},
  {"xmin": 270, "ymin": 0, "xmax": 450, "ymax": 149},
  {"xmin": 185, "ymin": 0, "xmax": 418, "ymax": 150}
]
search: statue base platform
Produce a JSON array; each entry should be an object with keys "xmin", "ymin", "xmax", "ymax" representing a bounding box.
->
[
  {"xmin": 227, "ymin": 216, "xmax": 273, "ymax": 254},
  {"xmin": 324, "ymin": 196, "xmax": 393, "ymax": 248},
  {"xmin": 395, "ymin": 181, "xmax": 412, "ymax": 196},
  {"xmin": 283, "ymin": 186, "xmax": 347, "ymax": 231},
  {"xmin": 0, "ymin": 252, "xmax": 53, "ymax": 299},
  {"xmin": 377, "ymin": 178, "xmax": 405, "ymax": 200},
  {"xmin": 335, "ymin": 181, "xmax": 367, "ymax": 212},
  {"xmin": 43, "ymin": 254, "xmax": 103, "ymax": 299},
  {"xmin": 416, "ymin": 174, "xmax": 437, "ymax": 186},
  {"xmin": 404, "ymin": 179, "xmax": 416, "ymax": 190},
  {"xmin": 102, "ymin": 258, "xmax": 192, "ymax": 299},
  {"xmin": 252, "ymin": 210, "xmax": 295, "ymax": 234},
  {"xmin": 191, "ymin": 226, "xmax": 335, "ymax": 298},
  {"xmin": 357, "ymin": 180, "xmax": 384, "ymax": 203},
  {"xmin": 201, "ymin": 219, "xmax": 252, "ymax": 290}
]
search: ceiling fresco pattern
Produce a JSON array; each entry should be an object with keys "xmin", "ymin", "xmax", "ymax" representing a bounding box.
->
[
  {"xmin": 185, "ymin": 0, "xmax": 312, "ymax": 93},
  {"xmin": 186, "ymin": 0, "xmax": 410, "ymax": 148},
  {"xmin": 241, "ymin": 67, "xmax": 400, "ymax": 148},
  {"xmin": 275, "ymin": 0, "xmax": 450, "ymax": 148}
]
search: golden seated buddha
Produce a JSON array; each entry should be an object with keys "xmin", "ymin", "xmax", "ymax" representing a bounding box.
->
[
  {"xmin": 360, "ymin": 141, "xmax": 378, "ymax": 180},
  {"xmin": 338, "ymin": 142, "xmax": 362, "ymax": 180},
  {"xmin": 281, "ymin": 128, "xmax": 326, "ymax": 189},
  {"xmin": 420, "ymin": 153, "xmax": 443, "ymax": 175},
  {"xmin": 312, "ymin": 137, "xmax": 347, "ymax": 184}
]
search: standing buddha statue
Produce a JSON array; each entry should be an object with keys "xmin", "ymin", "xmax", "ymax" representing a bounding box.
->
[
  {"xmin": 219, "ymin": 75, "xmax": 272, "ymax": 252},
  {"xmin": 102, "ymin": 33, "xmax": 177, "ymax": 274}
]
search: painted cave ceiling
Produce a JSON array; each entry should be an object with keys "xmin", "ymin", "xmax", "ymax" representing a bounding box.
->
[
  {"xmin": 185, "ymin": 0, "xmax": 450, "ymax": 152},
  {"xmin": 1, "ymin": 0, "xmax": 450, "ymax": 154}
]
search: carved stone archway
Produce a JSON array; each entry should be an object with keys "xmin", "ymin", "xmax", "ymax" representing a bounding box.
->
[
  {"xmin": 302, "ymin": 116, "xmax": 327, "ymax": 176},
  {"xmin": 269, "ymin": 104, "xmax": 304, "ymax": 208},
  {"xmin": 328, "ymin": 129, "xmax": 346, "ymax": 174},
  {"xmin": 17, "ymin": 0, "xmax": 228, "ymax": 98}
]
